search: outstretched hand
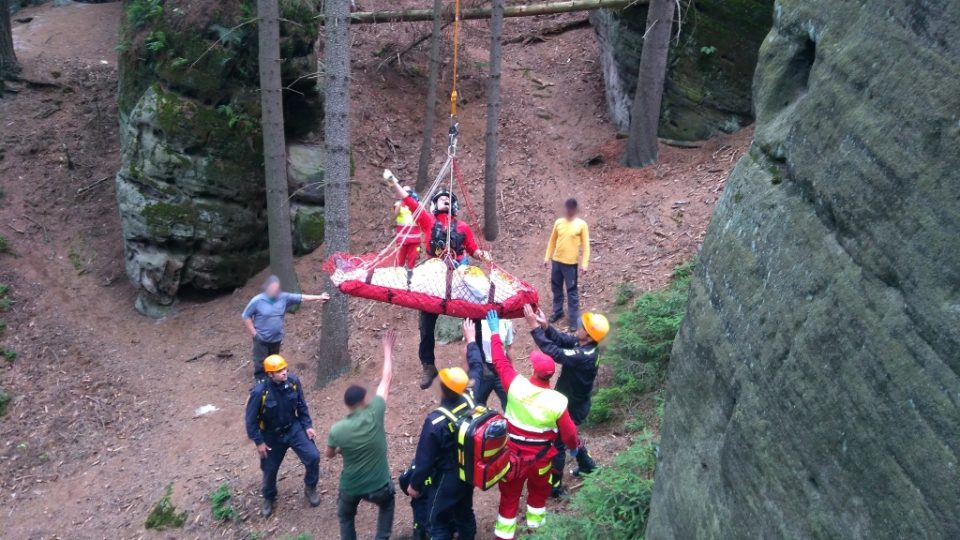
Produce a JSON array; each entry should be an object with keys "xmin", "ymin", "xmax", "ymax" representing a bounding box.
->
[
  {"xmin": 522, "ymin": 304, "xmax": 540, "ymax": 330},
  {"xmin": 382, "ymin": 329, "xmax": 398, "ymax": 351},
  {"xmin": 462, "ymin": 319, "xmax": 477, "ymax": 342},
  {"xmin": 485, "ymin": 310, "xmax": 501, "ymax": 335}
]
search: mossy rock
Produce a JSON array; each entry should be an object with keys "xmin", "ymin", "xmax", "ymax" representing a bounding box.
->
[
  {"xmin": 435, "ymin": 315, "xmax": 465, "ymax": 345},
  {"xmin": 592, "ymin": 0, "xmax": 773, "ymax": 140},
  {"xmin": 292, "ymin": 204, "xmax": 325, "ymax": 255}
]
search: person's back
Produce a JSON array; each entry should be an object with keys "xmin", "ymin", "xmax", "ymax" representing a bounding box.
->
[
  {"xmin": 327, "ymin": 333, "xmax": 398, "ymax": 540},
  {"xmin": 329, "ymin": 395, "xmax": 390, "ymax": 496}
]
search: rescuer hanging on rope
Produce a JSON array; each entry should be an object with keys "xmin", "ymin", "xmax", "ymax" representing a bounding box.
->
[{"xmin": 383, "ymin": 173, "xmax": 494, "ymax": 389}]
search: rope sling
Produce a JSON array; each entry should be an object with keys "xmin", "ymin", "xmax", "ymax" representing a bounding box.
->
[{"xmin": 322, "ymin": 1, "xmax": 539, "ymax": 319}]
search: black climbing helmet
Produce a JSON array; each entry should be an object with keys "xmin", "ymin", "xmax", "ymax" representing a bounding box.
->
[{"xmin": 430, "ymin": 190, "xmax": 459, "ymax": 215}]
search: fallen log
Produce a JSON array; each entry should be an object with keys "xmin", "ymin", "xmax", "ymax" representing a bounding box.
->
[{"xmin": 318, "ymin": 0, "xmax": 641, "ymax": 24}]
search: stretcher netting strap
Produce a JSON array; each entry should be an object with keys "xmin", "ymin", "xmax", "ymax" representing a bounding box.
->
[{"xmin": 322, "ymin": 152, "xmax": 539, "ymax": 319}]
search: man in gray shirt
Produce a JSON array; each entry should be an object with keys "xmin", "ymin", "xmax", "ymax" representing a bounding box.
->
[{"xmin": 243, "ymin": 275, "xmax": 330, "ymax": 384}]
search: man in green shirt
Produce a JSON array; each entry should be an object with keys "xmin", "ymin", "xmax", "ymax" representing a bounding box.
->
[{"xmin": 327, "ymin": 331, "xmax": 396, "ymax": 540}]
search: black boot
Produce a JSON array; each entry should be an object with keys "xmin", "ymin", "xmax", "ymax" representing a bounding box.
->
[
  {"xmin": 413, "ymin": 524, "xmax": 428, "ymax": 540},
  {"xmin": 305, "ymin": 485, "xmax": 321, "ymax": 507},
  {"xmin": 573, "ymin": 447, "xmax": 597, "ymax": 476},
  {"xmin": 260, "ymin": 498, "xmax": 275, "ymax": 518},
  {"xmin": 419, "ymin": 364, "xmax": 438, "ymax": 389}
]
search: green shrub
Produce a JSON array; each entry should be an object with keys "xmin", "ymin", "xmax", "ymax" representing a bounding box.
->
[
  {"xmin": 210, "ymin": 482, "xmax": 237, "ymax": 522},
  {"xmin": 0, "ymin": 235, "xmax": 8, "ymax": 253},
  {"xmin": 589, "ymin": 262, "xmax": 693, "ymax": 425},
  {"xmin": 145, "ymin": 31, "xmax": 168, "ymax": 53},
  {"xmin": 0, "ymin": 320, "xmax": 6, "ymax": 334},
  {"xmin": 0, "ymin": 389, "xmax": 9, "ymax": 417},
  {"xmin": 531, "ymin": 434, "xmax": 657, "ymax": 540},
  {"xmin": 2, "ymin": 348, "xmax": 16, "ymax": 363},
  {"xmin": 145, "ymin": 484, "xmax": 187, "ymax": 530},
  {"xmin": 279, "ymin": 534, "xmax": 313, "ymax": 540},
  {"xmin": 0, "ymin": 298, "xmax": 11, "ymax": 312},
  {"xmin": 613, "ymin": 282, "xmax": 637, "ymax": 306},
  {"xmin": 0, "ymin": 284, "xmax": 8, "ymax": 297},
  {"xmin": 127, "ymin": 0, "xmax": 164, "ymax": 28}
]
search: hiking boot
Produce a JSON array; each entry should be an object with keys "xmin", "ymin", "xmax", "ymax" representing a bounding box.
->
[
  {"xmin": 305, "ymin": 485, "xmax": 321, "ymax": 507},
  {"xmin": 550, "ymin": 486, "xmax": 566, "ymax": 499},
  {"xmin": 573, "ymin": 449, "xmax": 598, "ymax": 476},
  {"xmin": 419, "ymin": 364, "xmax": 439, "ymax": 389},
  {"xmin": 548, "ymin": 312, "xmax": 565, "ymax": 324},
  {"xmin": 260, "ymin": 498, "xmax": 275, "ymax": 518}
]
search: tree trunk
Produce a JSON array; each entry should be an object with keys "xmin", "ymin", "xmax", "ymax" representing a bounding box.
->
[
  {"xmin": 624, "ymin": 0, "xmax": 675, "ymax": 167},
  {"xmin": 257, "ymin": 0, "xmax": 300, "ymax": 291},
  {"xmin": 0, "ymin": 0, "xmax": 19, "ymax": 94},
  {"xmin": 319, "ymin": 0, "xmax": 639, "ymax": 24},
  {"xmin": 482, "ymin": 0, "xmax": 504, "ymax": 241},
  {"xmin": 317, "ymin": 0, "xmax": 352, "ymax": 387},
  {"xmin": 415, "ymin": 0, "xmax": 445, "ymax": 194}
]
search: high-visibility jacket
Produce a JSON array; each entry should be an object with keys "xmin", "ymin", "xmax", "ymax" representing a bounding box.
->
[
  {"xmin": 394, "ymin": 204, "xmax": 422, "ymax": 245},
  {"xmin": 490, "ymin": 334, "xmax": 578, "ymax": 449}
]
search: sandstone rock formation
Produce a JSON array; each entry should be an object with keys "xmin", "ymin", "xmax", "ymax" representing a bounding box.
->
[
  {"xmin": 647, "ymin": 1, "xmax": 960, "ymax": 538},
  {"xmin": 115, "ymin": 0, "xmax": 324, "ymax": 316},
  {"xmin": 592, "ymin": 0, "xmax": 771, "ymax": 141}
]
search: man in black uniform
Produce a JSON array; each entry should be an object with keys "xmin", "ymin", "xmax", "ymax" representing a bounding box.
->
[
  {"xmin": 524, "ymin": 305, "xmax": 608, "ymax": 496},
  {"xmin": 244, "ymin": 354, "xmax": 321, "ymax": 518},
  {"xmin": 405, "ymin": 328, "xmax": 485, "ymax": 540}
]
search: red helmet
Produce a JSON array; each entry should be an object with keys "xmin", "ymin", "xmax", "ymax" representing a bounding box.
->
[{"xmin": 530, "ymin": 351, "xmax": 556, "ymax": 379}]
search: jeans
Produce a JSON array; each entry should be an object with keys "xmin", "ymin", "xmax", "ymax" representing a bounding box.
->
[
  {"xmin": 550, "ymin": 261, "xmax": 579, "ymax": 326},
  {"xmin": 418, "ymin": 312, "xmax": 485, "ymax": 366},
  {"xmin": 337, "ymin": 482, "xmax": 396, "ymax": 540},
  {"xmin": 252, "ymin": 338, "xmax": 282, "ymax": 382},
  {"xmin": 260, "ymin": 425, "xmax": 320, "ymax": 501},
  {"xmin": 475, "ymin": 368, "xmax": 507, "ymax": 409}
]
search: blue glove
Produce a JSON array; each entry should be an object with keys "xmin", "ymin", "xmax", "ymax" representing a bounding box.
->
[
  {"xmin": 486, "ymin": 310, "xmax": 501, "ymax": 334},
  {"xmin": 568, "ymin": 447, "xmax": 580, "ymax": 458}
]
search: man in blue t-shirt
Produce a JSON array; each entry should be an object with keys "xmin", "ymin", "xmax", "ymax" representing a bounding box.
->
[{"xmin": 242, "ymin": 275, "xmax": 330, "ymax": 384}]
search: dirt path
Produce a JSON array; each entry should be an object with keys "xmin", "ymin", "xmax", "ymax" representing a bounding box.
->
[{"xmin": 0, "ymin": 3, "xmax": 748, "ymax": 539}]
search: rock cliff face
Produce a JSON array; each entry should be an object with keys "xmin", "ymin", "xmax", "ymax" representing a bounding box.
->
[
  {"xmin": 115, "ymin": 0, "xmax": 325, "ymax": 316},
  {"xmin": 592, "ymin": 0, "xmax": 771, "ymax": 140},
  {"xmin": 646, "ymin": 1, "xmax": 960, "ymax": 539}
]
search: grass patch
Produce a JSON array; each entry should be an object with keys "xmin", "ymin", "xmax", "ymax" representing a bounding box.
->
[
  {"xmin": 145, "ymin": 484, "xmax": 187, "ymax": 530},
  {"xmin": 531, "ymin": 434, "xmax": 658, "ymax": 540},
  {"xmin": 279, "ymin": 534, "xmax": 314, "ymax": 540},
  {"xmin": 0, "ymin": 389, "xmax": 9, "ymax": 417},
  {"xmin": 210, "ymin": 482, "xmax": 237, "ymax": 522},
  {"xmin": 0, "ymin": 298, "xmax": 11, "ymax": 312},
  {"xmin": 589, "ymin": 262, "xmax": 693, "ymax": 425},
  {"xmin": 2, "ymin": 348, "xmax": 16, "ymax": 363},
  {"xmin": 0, "ymin": 235, "xmax": 8, "ymax": 253}
]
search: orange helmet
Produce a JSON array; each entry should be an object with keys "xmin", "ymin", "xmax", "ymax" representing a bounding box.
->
[
  {"xmin": 263, "ymin": 354, "xmax": 288, "ymax": 373},
  {"xmin": 580, "ymin": 312, "xmax": 609, "ymax": 342},
  {"xmin": 438, "ymin": 367, "xmax": 469, "ymax": 394}
]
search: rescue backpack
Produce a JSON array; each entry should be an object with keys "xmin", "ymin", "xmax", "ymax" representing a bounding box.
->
[
  {"xmin": 435, "ymin": 395, "xmax": 512, "ymax": 491},
  {"xmin": 429, "ymin": 218, "xmax": 467, "ymax": 257}
]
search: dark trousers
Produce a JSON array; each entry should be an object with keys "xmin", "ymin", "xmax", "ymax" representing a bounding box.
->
[
  {"xmin": 424, "ymin": 472, "xmax": 476, "ymax": 540},
  {"xmin": 475, "ymin": 368, "xmax": 507, "ymax": 409},
  {"xmin": 418, "ymin": 313, "xmax": 485, "ymax": 366},
  {"xmin": 550, "ymin": 261, "xmax": 580, "ymax": 326},
  {"xmin": 337, "ymin": 482, "xmax": 396, "ymax": 540},
  {"xmin": 260, "ymin": 426, "xmax": 320, "ymax": 501},
  {"xmin": 252, "ymin": 337, "xmax": 282, "ymax": 382},
  {"xmin": 551, "ymin": 398, "xmax": 593, "ymax": 488}
]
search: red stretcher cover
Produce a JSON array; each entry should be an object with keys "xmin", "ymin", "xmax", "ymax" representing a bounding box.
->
[{"xmin": 323, "ymin": 252, "xmax": 539, "ymax": 319}]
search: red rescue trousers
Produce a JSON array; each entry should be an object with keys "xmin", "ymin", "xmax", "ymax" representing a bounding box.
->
[
  {"xmin": 396, "ymin": 243, "xmax": 419, "ymax": 269},
  {"xmin": 496, "ymin": 442, "xmax": 555, "ymax": 539}
]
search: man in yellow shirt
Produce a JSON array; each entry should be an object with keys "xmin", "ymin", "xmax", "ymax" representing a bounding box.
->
[{"xmin": 543, "ymin": 198, "xmax": 590, "ymax": 329}]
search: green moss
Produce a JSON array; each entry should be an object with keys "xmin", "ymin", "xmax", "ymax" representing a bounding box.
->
[{"xmin": 142, "ymin": 202, "xmax": 199, "ymax": 237}]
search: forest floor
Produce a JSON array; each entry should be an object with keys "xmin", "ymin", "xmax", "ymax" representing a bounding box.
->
[{"xmin": 0, "ymin": 1, "xmax": 749, "ymax": 539}]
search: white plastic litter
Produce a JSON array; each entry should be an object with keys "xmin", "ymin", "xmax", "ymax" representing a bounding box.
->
[{"xmin": 194, "ymin": 404, "xmax": 219, "ymax": 418}]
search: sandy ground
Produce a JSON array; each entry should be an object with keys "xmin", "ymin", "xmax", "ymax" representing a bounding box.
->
[{"xmin": 0, "ymin": 1, "xmax": 749, "ymax": 538}]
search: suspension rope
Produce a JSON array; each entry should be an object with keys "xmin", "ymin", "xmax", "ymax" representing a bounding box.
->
[{"xmin": 449, "ymin": 0, "xmax": 462, "ymax": 117}]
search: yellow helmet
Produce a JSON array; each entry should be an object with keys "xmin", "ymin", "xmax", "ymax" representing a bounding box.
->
[
  {"xmin": 438, "ymin": 367, "xmax": 469, "ymax": 394},
  {"xmin": 581, "ymin": 312, "xmax": 609, "ymax": 342},
  {"xmin": 263, "ymin": 354, "xmax": 288, "ymax": 373}
]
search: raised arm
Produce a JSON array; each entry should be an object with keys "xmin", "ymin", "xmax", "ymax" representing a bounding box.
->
[
  {"xmin": 486, "ymin": 311, "xmax": 519, "ymax": 389},
  {"xmin": 376, "ymin": 331, "xmax": 396, "ymax": 403},
  {"xmin": 462, "ymin": 320, "xmax": 485, "ymax": 383}
]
